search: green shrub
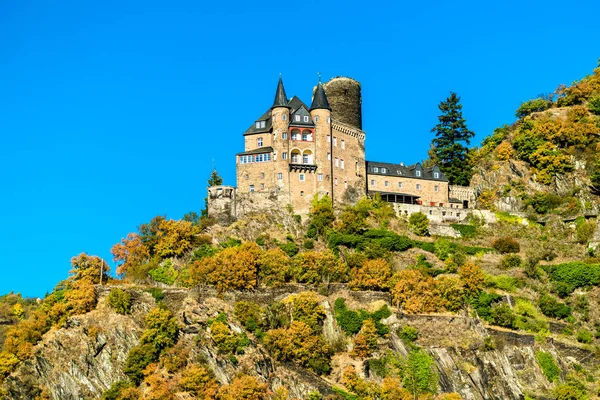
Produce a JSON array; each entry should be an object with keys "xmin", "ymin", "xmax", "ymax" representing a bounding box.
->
[
  {"xmin": 524, "ymin": 193, "xmax": 564, "ymax": 215},
  {"xmin": 490, "ymin": 303, "xmax": 515, "ymax": 328},
  {"xmin": 575, "ymin": 218, "xmax": 596, "ymax": 244},
  {"xmin": 487, "ymin": 275, "xmax": 518, "ymax": 293},
  {"xmin": 500, "ymin": 254, "xmax": 522, "ymax": 269},
  {"xmin": 544, "ymin": 262, "xmax": 600, "ymax": 290},
  {"xmin": 492, "ymin": 237, "xmax": 520, "ymax": 254},
  {"xmin": 303, "ymin": 239, "xmax": 315, "ymax": 250},
  {"xmin": 553, "ymin": 383, "xmax": 587, "ymax": 400},
  {"xmin": 470, "ymin": 292, "xmax": 502, "ymax": 320},
  {"xmin": 191, "ymin": 244, "xmax": 218, "ymax": 261},
  {"xmin": 588, "ymin": 95, "xmax": 600, "ymax": 115},
  {"xmin": 101, "ymin": 381, "xmax": 133, "ymax": 400},
  {"xmin": 399, "ymin": 325, "xmax": 419, "ymax": 342},
  {"xmin": 538, "ymin": 294, "xmax": 571, "ymax": 320},
  {"xmin": 334, "ymin": 298, "xmax": 390, "ymax": 336},
  {"xmin": 278, "ymin": 240, "xmax": 299, "ymax": 257},
  {"xmin": 576, "ymin": 329, "xmax": 593, "ymax": 344},
  {"xmin": 124, "ymin": 343, "xmax": 158, "ymax": 384},
  {"xmin": 413, "ymin": 240, "xmax": 435, "ymax": 253},
  {"xmin": 107, "ymin": 288, "xmax": 132, "ymax": 314},
  {"xmin": 409, "ymin": 212, "xmax": 429, "ymax": 236},
  {"xmin": 515, "ymin": 98, "xmax": 550, "ymax": 118},
  {"xmin": 450, "ymin": 223, "xmax": 478, "ymax": 238},
  {"xmin": 434, "ymin": 239, "xmax": 455, "ymax": 261},
  {"xmin": 368, "ymin": 354, "xmax": 391, "ymax": 378},
  {"xmin": 148, "ymin": 262, "xmax": 178, "ymax": 285},
  {"xmin": 145, "ymin": 288, "xmax": 164, "ymax": 303},
  {"xmin": 535, "ymin": 351, "xmax": 560, "ymax": 382}
]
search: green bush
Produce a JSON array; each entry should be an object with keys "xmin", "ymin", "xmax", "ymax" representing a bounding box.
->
[
  {"xmin": 101, "ymin": 381, "xmax": 133, "ymax": 400},
  {"xmin": 524, "ymin": 193, "xmax": 564, "ymax": 215},
  {"xmin": 588, "ymin": 95, "xmax": 600, "ymax": 115},
  {"xmin": 409, "ymin": 212, "xmax": 429, "ymax": 236},
  {"xmin": 413, "ymin": 240, "xmax": 435, "ymax": 253},
  {"xmin": 492, "ymin": 237, "xmax": 520, "ymax": 254},
  {"xmin": 303, "ymin": 239, "xmax": 315, "ymax": 250},
  {"xmin": 535, "ymin": 351, "xmax": 560, "ymax": 382},
  {"xmin": 107, "ymin": 288, "xmax": 132, "ymax": 314},
  {"xmin": 399, "ymin": 325, "xmax": 419, "ymax": 342},
  {"xmin": 145, "ymin": 288, "xmax": 164, "ymax": 303},
  {"xmin": 470, "ymin": 292, "xmax": 502, "ymax": 320},
  {"xmin": 334, "ymin": 298, "xmax": 390, "ymax": 336},
  {"xmin": 368, "ymin": 354, "xmax": 391, "ymax": 378},
  {"xmin": 553, "ymin": 383, "xmax": 587, "ymax": 400},
  {"xmin": 490, "ymin": 303, "xmax": 515, "ymax": 328},
  {"xmin": 191, "ymin": 244, "xmax": 218, "ymax": 261},
  {"xmin": 487, "ymin": 275, "xmax": 518, "ymax": 293},
  {"xmin": 124, "ymin": 343, "xmax": 158, "ymax": 384},
  {"xmin": 148, "ymin": 262, "xmax": 178, "ymax": 285},
  {"xmin": 575, "ymin": 218, "xmax": 596, "ymax": 244},
  {"xmin": 515, "ymin": 98, "xmax": 550, "ymax": 118},
  {"xmin": 544, "ymin": 262, "xmax": 600, "ymax": 290},
  {"xmin": 500, "ymin": 254, "xmax": 522, "ymax": 269},
  {"xmin": 576, "ymin": 329, "xmax": 593, "ymax": 344},
  {"xmin": 450, "ymin": 223, "xmax": 478, "ymax": 238},
  {"xmin": 278, "ymin": 240, "xmax": 299, "ymax": 257},
  {"xmin": 538, "ymin": 294, "xmax": 571, "ymax": 319}
]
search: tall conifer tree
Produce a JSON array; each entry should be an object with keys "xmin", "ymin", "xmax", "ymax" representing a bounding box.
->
[
  {"xmin": 430, "ymin": 92, "xmax": 474, "ymax": 185},
  {"xmin": 201, "ymin": 168, "xmax": 224, "ymax": 217}
]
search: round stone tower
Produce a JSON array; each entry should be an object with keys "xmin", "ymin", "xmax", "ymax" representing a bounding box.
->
[{"xmin": 322, "ymin": 77, "xmax": 362, "ymax": 130}]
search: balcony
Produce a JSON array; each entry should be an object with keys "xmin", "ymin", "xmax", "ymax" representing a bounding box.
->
[{"xmin": 289, "ymin": 163, "xmax": 317, "ymax": 172}]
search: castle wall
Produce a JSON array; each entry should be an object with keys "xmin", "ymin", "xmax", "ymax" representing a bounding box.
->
[
  {"xmin": 368, "ymin": 174, "xmax": 450, "ymax": 206},
  {"xmin": 330, "ymin": 121, "xmax": 366, "ymax": 204},
  {"xmin": 323, "ymin": 77, "xmax": 362, "ymax": 130}
]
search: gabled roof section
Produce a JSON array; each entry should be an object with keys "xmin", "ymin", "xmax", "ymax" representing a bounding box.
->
[
  {"xmin": 366, "ymin": 160, "xmax": 448, "ymax": 182},
  {"xmin": 272, "ymin": 77, "xmax": 290, "ymax": 109},
  {"xmin": 310, "ymin": 81, "xmax": 331, "ymax": 111},
  {"xmin": 287, "ymin": 96, "xmax": 308, "ymax": 113},
  {"xmin": 243, "ymin": 108, "xmax": 273, "ymax": 136},
  {"xmin": 290, "ymin": 103, "xmax": 315, "ymax": 127}
]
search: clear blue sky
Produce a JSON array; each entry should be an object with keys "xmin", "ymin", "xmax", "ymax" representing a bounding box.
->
[{"xmin": 1, "ymin": 0, "xmax": 598, "ymax": 297}]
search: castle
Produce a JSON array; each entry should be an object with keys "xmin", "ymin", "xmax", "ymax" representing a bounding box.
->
[{"xmin": 208, "ymin": 76, "xmax": 473, "ymax": 222}]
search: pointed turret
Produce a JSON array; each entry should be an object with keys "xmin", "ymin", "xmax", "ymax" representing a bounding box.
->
[
  {"xmin": 310, "ymin": 81, "xmax": 331, "ymax": 111},
  {"xmin": 272, "ymin": 77, "xmax": 290, "ymax": 109}
]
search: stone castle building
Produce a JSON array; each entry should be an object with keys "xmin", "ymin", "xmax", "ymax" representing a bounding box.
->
[{"xmin": 208, "ymin": 76, "xmax": 470, "ymax": 221}]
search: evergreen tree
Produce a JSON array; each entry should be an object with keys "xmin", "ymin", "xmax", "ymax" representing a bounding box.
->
[
  {"xmin": 201, "ymin": 168, "xmax": 224, "ymax": 218},
  {"xmin": 430, "ymin": 92, "xmax": 475, "ymax": 185}
]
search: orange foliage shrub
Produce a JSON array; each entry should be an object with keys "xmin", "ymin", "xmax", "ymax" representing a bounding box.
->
[
  {"xmin": 495, "ymin": 141, "xmax": 513, "ymax": 161},
  {"xmin": 436, "ymin": 275, "xmax": 465, "ymax": 312},
  {"xmin": 154, "ymin": 219, "xmax": 200, "ymax": 258},
  {"xmin": 63, "ymin": 278, "xmax": 97, "ymax": 315},
  {"xmin": 458, "ymin": 263, "xmax": 485, "ymax": 297},
  {"xmin": 143, "ymin": 370, "xmax": 176, "ymax": 400},
  {"xmin": 352, "ymin": 334, "xmax": 370, "ymax": 358},
  {"xmin": 111, "ymin": 233, "xmax": 150, "ymax": 276},
  {"xmin": 290, "ymin": 250, "xmax": 348, "ymax": 284},
  {"xmin": 258, "ymin": 248, "xmax": 290, "ymax": 287},
  {"xmin": 179, "ymin": 365, "xmax": 219, "ymax": 399},
  {"xmin": 189, "ymin": 242, "xmax": 261, "ymax": 292},
  {"xmin": 349, "ymin": 258, "xmax": 392, "ymax": 291},
  {"xmin": 69, "ymin": 253, "xmax": 109, "ymax": 284},
  {"xmin": 391, "ymin": 270, "xmax": 442, "ymax": 313},
  {"xmin": 217, "ymin": 375, "xmax": 270, "ymax": 400},
  {"xmin": 282, "ymin": 291, "xmax": 325, "ymax": 332}
]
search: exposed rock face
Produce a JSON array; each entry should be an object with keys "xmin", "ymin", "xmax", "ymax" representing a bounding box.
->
[{"xmin": 4, "ymin": 286, "xmax": 598, "ymax": 399}]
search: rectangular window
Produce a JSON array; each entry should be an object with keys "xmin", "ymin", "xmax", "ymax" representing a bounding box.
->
[
  {"xmin": 333, "ymin": 137, "xmax": 337, "ymax": 146},
  {"xmin": 257, "ymin": 137, "xmax": 263, "ymax": 147},
  {"xmin": 282, "ymin": 133, "xmax": 288, "ymax": 139},
  {"xmin": 327, "ymin": 152, "xmax": 331, "ymax": 161},
  {"xmin": 299, "ymin": 174, "xmax": 305, "ymax": 182},
  {"xmin": 282, "ymin": 152, "xmax": 287, "ymax": 160},
  {"xmin": 434, "ymin": 172, "xmax": 439, "ymax": 179},
  {"xmin": 385, "ymin": 181, "xmax": 389, "ymax": 187},
  {"xmin": 250, "ymin": 185, "xmax": 255, "ymax": 192},
  {"xmin": 261, "ymin": 172, "xmax": 265, "ymax": 179},
  {"xmin": 255, "ymin": 122, "xmax": 260, "ymax": 128},
  {"xmin": 334, "ymin": 157, "xmax": 339, "ymax": 167},
  {"xmin": 260, "ymin": 121, "xmax": 266, "ymax": 128},
  {"xmin": 416, "ymin": 170, "xmax": 421, "ymax": 177},
  {"xmin": 381, "ymin": 168, "xmax": 387, "ymax": 173},
  {"xmin": 282, "ymin": 114, "xmax": 287, "ymax": 121},
  {"xmin": 344, "ymin": 181, "xmax": 348, "ymax": 189},
  {"xmin": 300, "ymin": 191, "xmax": 304, "ymax": 196},
  {"xmin": 327, "ymin": 135, "xmax": 331, "ymax": 143},
  {"xmin": 292, "ymin": 153, "xmax": 299, "ymax": 163},
  {"xmin": 341, "ymin": 140, "xmax": 345, "ymax": 149},
  {"xmin": 417, "ymin": 184, "xmax": 421, "ymax": 190},
  {"xmin": 398, "ymin": 182, "xmax": 402, "ymax": 188},
  {"xmin": 277, "ymin": 173, "xmax": 283, "ymax": 180},
  {"xmin": 304, "ymin": 115, "xmax": 309, "ymax": 122},
  {"xmin": 373, "ymin": 167, "xmax": 379, "ymax": 173},
  {"xmin": 341, "ymin": 159, "xmax": 345, "ymax": 169},
  {"xmin": 295, "ymin": 115, "xmax": 300, "ymax": 122},
  {"xmin": 302, "ymin": 133, "xmax": 308, "ymax": 141},
  {"xmin": 303, "ymin": 154, "xmax": 309, "ymax": 164},
  {"xmin": 371, "ymin": 180, "xmax": 375, "ymax": 186},
  {"xmin": 318, "ymin": 173, "xmax": 323, "ymax": 181},
  {"xmin": 435, "ymin": 186, "xmax": 439, "ymax": 192},
  {"xmin": 335, "ymin": 178, "xmax": 338, "ymax": 185},
  {"xmin": 260, "ymin": 183, "xmax": 264, "ymax": 189}
]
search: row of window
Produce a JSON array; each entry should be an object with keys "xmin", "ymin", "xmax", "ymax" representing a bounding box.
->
[
  {"xmin": 371, "ymin": 166, "xmax": 440, "ymax": 179},
  {"xmin": 326, "ymin": 135, "xmax": 345, "ymax": 149},
  {"xmin": 254, "ymin": 115, "xmax": 332, "ymax": 129},
  {"xmin": 239, "ymin": 153, "xmax": 272, "ymax": 164},
  {"xmin": 369, "ymin": 179, "xmax": 439, "ymax": 192}
]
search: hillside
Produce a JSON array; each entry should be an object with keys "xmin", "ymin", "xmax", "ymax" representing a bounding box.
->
[{"xmin": 1, "ymin": 65, "xmax": 600, "ymax": 400}]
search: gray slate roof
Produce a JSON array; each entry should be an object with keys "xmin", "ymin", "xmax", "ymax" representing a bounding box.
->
[
  {"xmin": 236, "ymin": 146, "xmax": 274, "ymax": 156},
  {"xmin": 272, "ymin": 77, "xmax": 290, "ymax": 109},
  {"xmin": 366, "ymin": 161, "xmax": 447, "ymax": 182},
  {"xmin": 310, "ymin": 81, "xmax": 331, "ymax": 111}
]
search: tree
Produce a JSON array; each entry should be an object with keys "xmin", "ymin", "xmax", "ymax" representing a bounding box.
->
[
  {"xmin": 350, "ymin": 258, "xmax": 393, "ymax": 291},
  {"xmin": 111, "ymin": 233, "xmax": 150, "ymax": 277},
  {"xmin": 69, "ymin": 253, "xmax": 110, "ymax": 284},
  {"xmin": 217, "ymin": 375, "xmax": 270, "ymax": 400},
  {"xmin": 430, "ymin": 92, "xmax": 475, "ymax": 185},
  {"xmin": 408, "ymin": 213, "xmax": 429, "ymax": 236},
  {"xmin": 400, "ymin": 349, "xmax": 438, "ymax": 399},
  {"xmin": 307, "ymin": 195, "xmax": 335, "ymax": 238},
  {"xmin": 391, "ymin": 270, "xmax": 441, "ymax": 313},
  {"xmin": 179, "ymin": 365, "xmax": 219, "ymax": 399}
]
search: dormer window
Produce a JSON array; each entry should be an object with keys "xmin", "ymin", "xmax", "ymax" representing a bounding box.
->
[
  {"xmin": 373, "ymin": 167, "xmax": 379, "ymax": 173},
  {"xmin": 434, "ymin": 172, "xmax": 439, "ymax": 179},
  {"xmin": 304, "ymin": 116, "xmax": 309, "ymax": 122},
  {"xmin": 416, "ymin": 170, "xmax": 421, "ymax": 177},
  {"xmin": 381, "ymin": 168, "xmax": 387, "ymax": 173},
  {"xmin": 255, "ymin": 120, "xmax": 266, "ymax": 129},
  {"xmin": 257, "ymin": 138, "xmax": 263, "ymax": 147},
  {"xmin": 295, "ymin": 115, "xmax": 300, "ymax": 122}
]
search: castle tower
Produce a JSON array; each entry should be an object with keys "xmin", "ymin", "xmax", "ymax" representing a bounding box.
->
[
  {"xmin": 310, "ymin": 80, "xmax": 333, "ymax": 199},
  {"xmin": 322, "ymin": 77, "xmax": 362, "ymax": 130},
  {"xmin": 270, "ymin": 77, "xmax": 291, "ymax": 196}
]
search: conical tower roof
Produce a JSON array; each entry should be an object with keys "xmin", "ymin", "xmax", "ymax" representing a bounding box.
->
[
  {"xmin": 310, "ymin": 81, "xmax": 331, "ymax": 111},
  {"xmin": 272, "ymin": 77, "xmax": 290, "ymax": 109}
]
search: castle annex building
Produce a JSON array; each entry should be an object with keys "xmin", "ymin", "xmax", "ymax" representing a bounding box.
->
[{"xmin": 209, "ymin": 76, "xmax": 468, "ymax": 220}]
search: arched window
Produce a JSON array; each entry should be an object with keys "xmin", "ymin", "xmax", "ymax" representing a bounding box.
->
[
  {"xmin": 291, "ymin": 150, "xmax": 301, "ymax": 163},
  {"xmin": 302, "ymin": 150, "xmax": 313, "ymax": 164},
  {"xmin": 291, "ymin": 129, "xmax": 301, "ymax": 141},
  {"xmin": 301, "ymin": 129, "xmax": 312, "ymax": 141}
]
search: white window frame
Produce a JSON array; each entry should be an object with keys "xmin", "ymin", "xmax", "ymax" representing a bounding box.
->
[
  {"xmin": 341, "ymin": 140, "xmax": 345, "ymax": 149},
  {"xmin": 303, "ymin": 115, "xmax": 309, "ymax": 122},
  {"xmin": 327, "ymin": 152, "xmax": 331, "ymax": 161},
  {"xmin": 416, "ymin": 170, "xmax": 421, "ymax": 177},
  {"xmin": 341, "ymin": 159, "xmax": 344, "ymax": 169},
  {"xmin": 295, "ymin": 115, "xmax": 300, "ymax": 122},
  {"xmin": 282, "ymin": 114, "xmax": 287, "ymax": 121},
  {"xmin": 315, "ymin": 116, "xmax": 319, "ymax": 122},
  {"xmin": 416, "ymin": 184, "xmax": 421, "ymax": 190},
  {"xmin": 435, "ymin": 185, "xmax": 439, "ymax": 192},
  {"xmin": 250, "ymin": 185, "xmax": 255, "ymax": 192},
  {"xmin": 371, "ymin": 180, "xmax": 375, "ymax": 186},
  {"xmin": 282, "ymin": 152, "xmax": 287, "ymax": 160},
  {"xmin": 318, "ymin": 173, "xmax": 323, "ymax": 182},
  {"xmin": 327, "ymin": 135, "xmax": 330, "ymax": 143},
  {"xmin": 333, "ymin": 137, "xmax": 337, "ymax": 146},
  {"xmin": 282, "ymin": 132, "xmax": 288, "ymax": 139},
  {"xmin": 373, "ymin": 167, "xmax": 379, "ymax": 173},
  {"xmin": 385, "ymin": 181, "xmax": 389, "ymax": 187},
  {"xmin": 278, "ymin": 173, "xmax": 283, "ymax": 180},
  {"xmin": 334, "ymin": 157, "xmax": 339, "ymax": 167},
  {"xmin": 434, "ymin": 172, "xmax": 439, "ymax": 179},
  {"xmin": 255, "ymin": 122, "xmax": 260, "ymax": 128},
  {"xmin": 299, "ymin": 174, "xmax": 305, "ymax": 182},
  {"xmin": 257, "ymin": 137, "xmax": 263, "ymax": 147},
  {"xmin": 381, "ymin": 168, "xmax": 386, "ymax": 173},
  {"xmin": 335, "ymin": 178, "xmax": 338, "ymax": 185}
]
